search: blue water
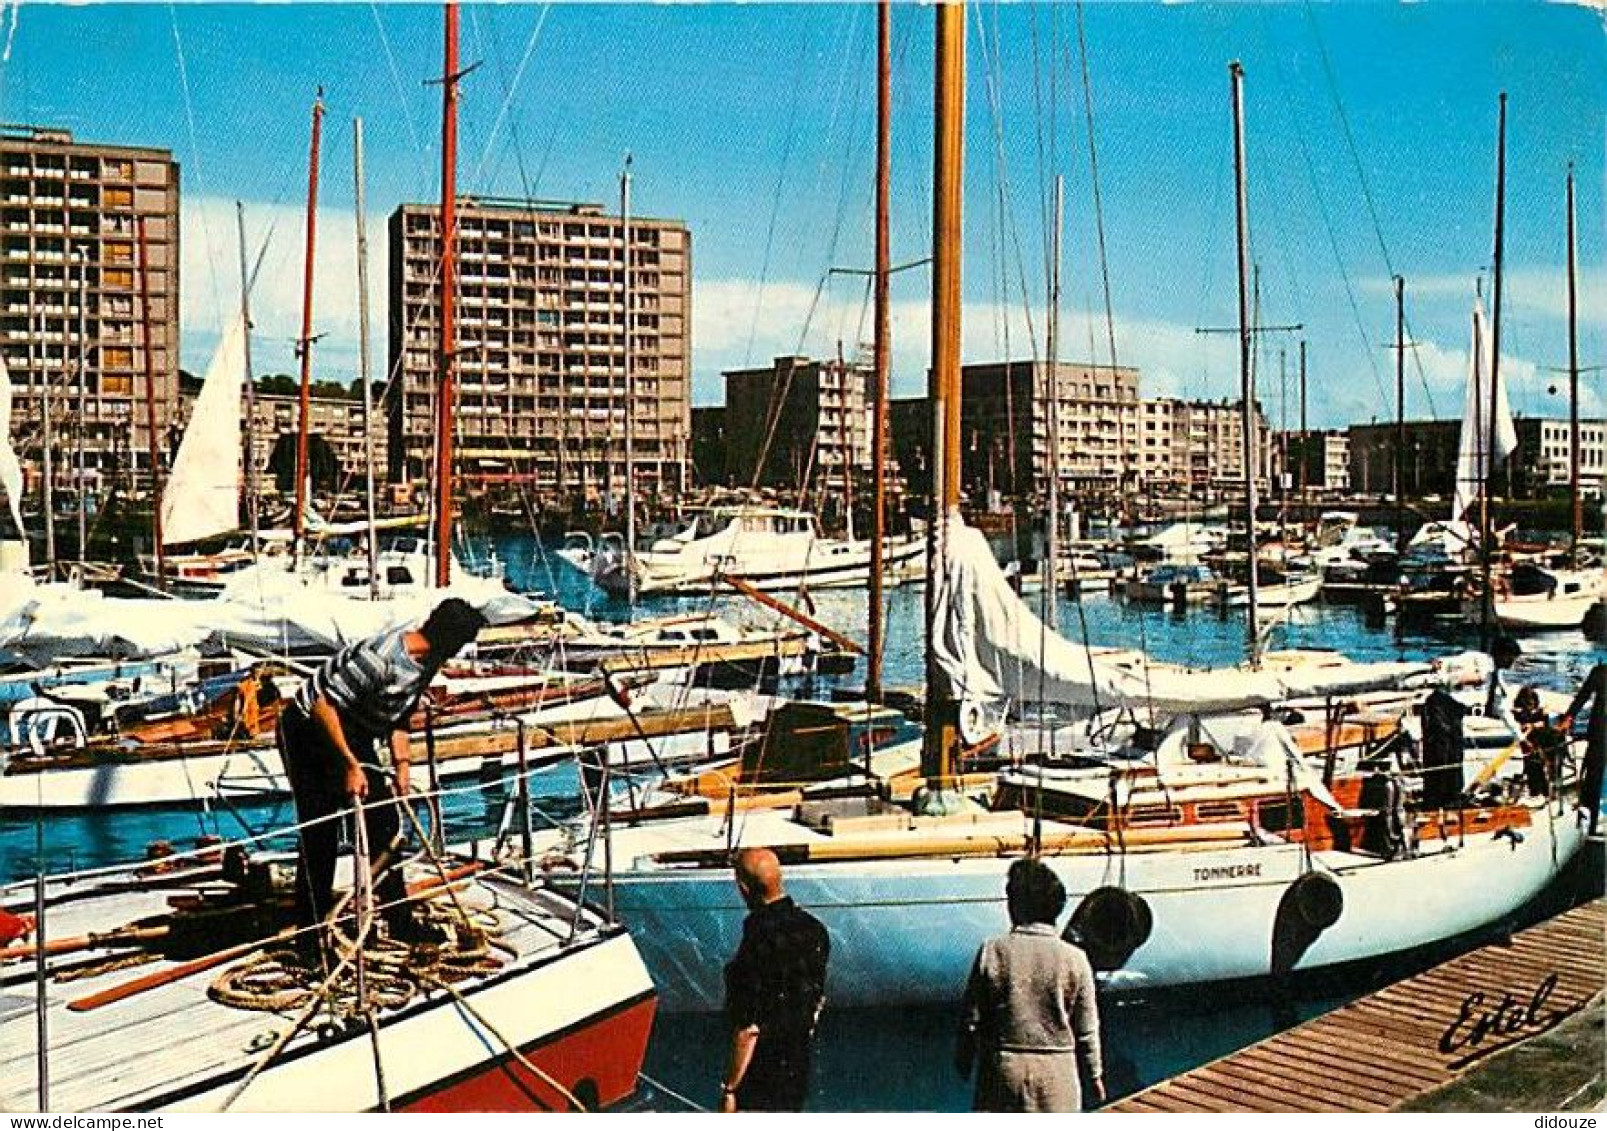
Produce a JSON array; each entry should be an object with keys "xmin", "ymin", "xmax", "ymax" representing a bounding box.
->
[{"xmin": 4, "ymin": 534, "xmax": 1604, "ymax": 1111}]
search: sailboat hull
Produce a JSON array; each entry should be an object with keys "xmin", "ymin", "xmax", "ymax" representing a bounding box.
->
[{"xmin": 578, "ymin": 799, "xmax": 1586, "ymax": 1012}]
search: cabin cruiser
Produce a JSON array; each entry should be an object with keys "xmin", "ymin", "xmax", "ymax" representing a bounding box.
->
[{"xmin": 591, "ymin": 504, "xmax": 924, "ymax": 597}]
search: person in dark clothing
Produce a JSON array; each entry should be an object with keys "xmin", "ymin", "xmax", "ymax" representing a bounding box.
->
[
  {"xmin": 1560, "ymin": 664, "xmax": 1606, "ymax": 836},
  {"xmin": 279, "ymin": 598, "xmax": 487, "ymax": 954},
  {"xmin": 719, "ymin": 847, "xmax": 830, "ymax": 1112}
]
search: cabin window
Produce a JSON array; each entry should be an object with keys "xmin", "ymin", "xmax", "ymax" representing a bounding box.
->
[
  {"xmin": 1255, "ymin": 797, "xmax": 1304, "ymax": 835},
  {"xmin": 386, "ymin": 566, "xmax": 414, "ymax": 586}
]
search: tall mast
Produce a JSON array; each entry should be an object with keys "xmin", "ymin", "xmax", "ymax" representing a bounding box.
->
[
  {"xmin": 1394, "ymin": 275, "xmax": 1406, "ymax": 558},
  {"xmin": 921, "ymin": 0, "xmax": 964, "ymax": 791},
  {"xmin": 621, "ymin": 154, "xmax": 637, "ymax": 605},
  {"xmin": 1568, "ymin": 162, "xmax": 1580, "ymax": 564},
  {"xmin": 293, "ymin": 90, "xmax": 324, "ymax": 567},
  {"xmin": 236, "ymin": 203, "xmax": 259, "ymax": 555},
  {"xmin": 1482, "ymin": 92, "xmax": 1506, "ymax": 651},
  {"xmin": 1230, "ymin": 61, "xmax": 1258, "ymax": 662},
  {"xmin": 136, "ymin": 216, "xmax": 165, "ymax": 585},
  {"xmin": 1298, "ymin": 339, "xmax": 1307, "ymax": 524},
  {"xmin": 75, "ymin": 249, "xmax": 88, "ymax": 565},
  {"xmin": 38, "ymin": 289, "xmax": 54, "ymax": 567},
  {"xmin": 354, "ymin": 117, "xmax": 380, "ymax": 597},
  {"xmin": 1043, "ymin": 175, "xmax": 1063, "ymax": 632},
  {"xmin": 867, "ymin": 0, "xmax": 891, "ymax": 704},
  {"xmin": 434, "ymin": 2, "xmax": 461, "ymax": 589}
]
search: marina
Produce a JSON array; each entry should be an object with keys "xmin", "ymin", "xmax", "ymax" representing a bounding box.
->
[{"xmin": 0, "ymin": 0, "xmax": 1602, "ymax": 1116}]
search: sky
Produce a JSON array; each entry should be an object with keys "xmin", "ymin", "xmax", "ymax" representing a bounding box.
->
[{"xmin": 3, "ymin": 1, "xmax": 1602, "ymax": 430}]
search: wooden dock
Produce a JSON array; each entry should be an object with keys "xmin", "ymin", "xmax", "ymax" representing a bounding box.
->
[{"xmin": 1110, "ymin": 900, "xmax": 1605, "ymax": 1113}]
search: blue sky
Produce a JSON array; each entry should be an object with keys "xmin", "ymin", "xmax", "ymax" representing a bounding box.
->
[{"xmin": 3, "ymin": 1, "xmax": 1601, "ymax": 428}]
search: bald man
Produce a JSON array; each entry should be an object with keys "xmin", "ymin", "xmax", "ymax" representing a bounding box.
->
[{"xmin": 718, "ymin": 848, "xmax": 830, "ymax": 1112}]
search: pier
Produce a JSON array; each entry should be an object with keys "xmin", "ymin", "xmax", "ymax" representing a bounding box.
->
[{"xmin": 1109, "ymin": 900, "xmax": 1605, "ymax": 1113}]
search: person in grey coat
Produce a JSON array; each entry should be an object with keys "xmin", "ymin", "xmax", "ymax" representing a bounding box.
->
[{"xmin": 956, "ymin": 857, "xmax": 1105, "ymax": 1112}]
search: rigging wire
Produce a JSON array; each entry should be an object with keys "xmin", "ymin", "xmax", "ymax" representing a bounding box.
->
[
  {"xmin": 168, "ymin": 3, "xmax": 224, "ymax": 329},
  {"xmin": 1300, "ymin": 1, "xmax": 1438, "ymax": 418}
]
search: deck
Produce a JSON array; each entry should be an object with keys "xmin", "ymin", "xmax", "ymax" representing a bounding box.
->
[{"xmin": 1108, "ymin": 899, "xmax": 1606, "ymax": 1113}]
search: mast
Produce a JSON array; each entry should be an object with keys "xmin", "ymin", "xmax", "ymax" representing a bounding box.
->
[
  {"xmin": 1482, "ymin": 92, "xmax": 1506, "ymax": 650},
  {"xmin": 136, "ymin": 216, "xmax": 165, "ymax": 584},
  {"xmin": 1230, "ymin": 61, "xmax": 1258, "ymax": 661},
  {"xmin": 75, "ymin": 248, "xmax": 88, "ymax": 565},
  {"xmin": 354, "ymin": 118, "xmax": 380, "ymax": 597},
  {"xmin": 434, "ymin": 2, "xmax": 461, "ymax": 589},
  {"xmin": 1568, "ymin": 163, "xmax": 1580, "ymax": 564},
  {"xmin": 236, "ymin": 203, "xmax": 259, "ymax": 555},
  {"xmin": 867, "ymin": 0, "xmax": 892, "ymax": 704},
  {"xmin": 1298, "ymin": 339, "xmax": 1307, "ymax": 524},
  {"xmin": 1043, "ymin": 175, "xmax": 1063, "ymax": 631},
  {"xmin": 621, "ymin": 154, "xmax": 637, "ymax": 605},
  {"xmin": 293, "ymin": 91, "xmax": 325, "ymax": 567},
  {"xmin": 921, "ymin": 0, "xmax": 964, "ymax": 790},
  {"xmin": 38, "ymin": 289, "xmax": 54, "ymax": 568},
  {"xmin": 1394, "ymin": 275, "xmax": 1406, "ymax": 558}
]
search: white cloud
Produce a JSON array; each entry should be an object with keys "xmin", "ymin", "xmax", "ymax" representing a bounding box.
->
[
  {"xmin": 690, "ymin": 276, "xmax": 1242, "ymax": 406},
  {"xmin": 179, "ymin": 195, "xmax": 387, "ymax": 383},
  {"xmin": 1360, "ymin": 267, "xmax": 1607, "ymax": 329}
]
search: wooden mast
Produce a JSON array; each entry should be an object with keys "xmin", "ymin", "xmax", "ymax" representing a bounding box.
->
[
  {"xmin": 434, "ymin": 2, "xmax": 461, "ymax": 589},
  {"xmin": 1568, "ymin": 163, "xmax": 1580, "ymax": 565},
  {"xmin": 1230, "ymin": 61, "xmax": 1258, "ymax": 663},
  {"xmin": 354, "ymin": 117, "xmax": 380, "ymax": 598},
  {"xmin": 921, "ymin": 0, "xmax": 964, "ymax": 789},
  {"xmin": 292, "ymin": 90, "xmax": 324, "ymax": 568},
  {"xmin": 867, "ymin": 0, "xmax": 892, "ymax": 704},
  {"xmin": 135, "ymin": 216, "xmax": 165, "ymax": 585},
  {"xmin": 1482, "ymin": 92, "xmax": 1506, "ymax": 652},
  {"xmin": 235, "ymin": 203, "xmax": 259, "ymax": 555}
]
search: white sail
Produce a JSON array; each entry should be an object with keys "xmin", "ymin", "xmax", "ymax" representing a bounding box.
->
[
  {"xmin": 931, "ymin": 514, "xmax": 1449, "ymax": 716},
  {"xmin": 1451, "ymin": 297, "xmax": 1517, "ymax": 524},
  {"xmin": 0, "ymin": 353, "xmax": 25, "ymax": 538},
  {"xmin": 161, "ymin": 314, "xmax": 247, "ymax": 546}
]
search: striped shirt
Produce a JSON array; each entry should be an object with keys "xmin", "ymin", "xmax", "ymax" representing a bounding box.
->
[{"xmin": 294, "ymin": 628, "xmax": 429, "ymax": 761}]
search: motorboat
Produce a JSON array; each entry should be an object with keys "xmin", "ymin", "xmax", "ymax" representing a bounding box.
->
[{"xmin": 591, "ymin": 505, "xmax": 924, "ymax": 597}]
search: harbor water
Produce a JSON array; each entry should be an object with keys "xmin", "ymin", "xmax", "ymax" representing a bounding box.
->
[{"xmin": 3, "ymin": 534, "xmax": 1603, "ymax": 1111}]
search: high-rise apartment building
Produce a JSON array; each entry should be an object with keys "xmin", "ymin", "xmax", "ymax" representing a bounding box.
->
[
  {"xmin": 1140, "ymin": 397, "xmax": 1274, "ymax": 496},
  {"xmin": 386, "ymin": 198, "xmax": 691, "ymax": 504},
  {"xmin": 0, "ymin": 126, "xmax": 179, "ymax": 496}
]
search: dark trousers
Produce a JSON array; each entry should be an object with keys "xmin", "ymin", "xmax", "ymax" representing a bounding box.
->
[
  {"xmin": 278, "ymin": 704, "xmax": 409, "ymax": 937},
  {"xmin": 735, "ymin": 1038, "xmax": 812, "ymax": 1112}
]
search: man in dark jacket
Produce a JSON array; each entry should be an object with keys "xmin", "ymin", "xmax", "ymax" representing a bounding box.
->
[{"xmin": 718, "ymin": 848, "xmax": 830, "ymax": 1112}]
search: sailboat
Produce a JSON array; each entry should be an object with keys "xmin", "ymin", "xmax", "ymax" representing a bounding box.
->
[
  {"xmin": 524, "ymin": 29, "xmax": 1589, "ymax": 1016},
  {"xmin": 0, "ymin": 6, "xmax": 659, "ymax": 1112}
]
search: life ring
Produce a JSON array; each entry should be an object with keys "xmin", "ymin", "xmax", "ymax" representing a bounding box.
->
[
  {"xmin": 1066, "ymin": 886, "xmax": 1153, "ymax": 971},
  {"xmin": 958, "ymin": 700, "xmax": 990, "ymax": 747},
  {"xmin": 1288, "ymin": 870, "xmax": 1343, "ymax": 931}
]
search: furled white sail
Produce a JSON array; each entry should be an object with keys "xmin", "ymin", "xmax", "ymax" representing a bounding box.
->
[
  {"xmin": 930, "ymin": 514, "xmax": 1458, "ymax": 717},
  {"xmin": 0, "ymin": 354, "xmax": 25, "ymax": 538},
  {"xmin": 1451, "ymin": 297, "xmax": 1517, "ymax": 524},
  {"xmin": 161, "ymin": 314, "xmax": 247, "ymax": 546}
]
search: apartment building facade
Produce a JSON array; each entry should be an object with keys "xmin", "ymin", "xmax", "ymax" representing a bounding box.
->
[
  {"xmin": 386, "ymin": 198, "xmax": 691, "ymax": 503},
  {"xmin": 957, "ymin": 360, "xmax": 1142, "ymax": 501},
  {"xmin": 722, "ymin": 354, "xmax": 872, "ymax": 494},
  {"xmin": 0, "ymin": 126, "xmax": 179, "ymax": 498},
  {"xmin": 1140, "ymin": 397, "xmax": 1275, "ymax": 496}
]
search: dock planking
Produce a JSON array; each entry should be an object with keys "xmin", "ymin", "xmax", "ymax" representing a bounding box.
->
[{"xmin": 1108, "ymin": 900, "xmax": 1605, "ymax": 1112}]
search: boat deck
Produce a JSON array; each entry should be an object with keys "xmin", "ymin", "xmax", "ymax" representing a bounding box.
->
[
  {"xmin": 0, "ymin": 858, "xmax": 623, "ymax": 1111},
  {"xmin": 1108, "ymin": 899, "xmax": 1606, "ymax": 1112}
]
